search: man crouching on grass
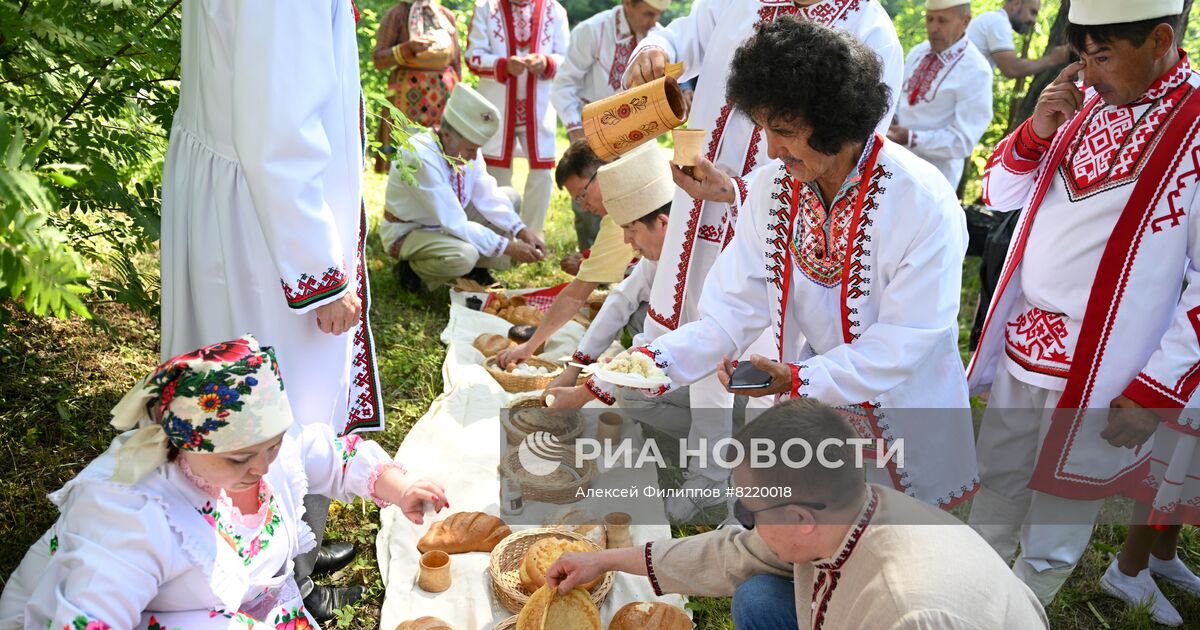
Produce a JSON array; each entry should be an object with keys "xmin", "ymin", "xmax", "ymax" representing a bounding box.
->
[{"xmin": 546, "ymin": 399, "xmax": 1049, "ymax": 629}]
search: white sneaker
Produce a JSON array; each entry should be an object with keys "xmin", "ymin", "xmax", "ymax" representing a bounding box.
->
[
  {"xmin": 1150, "ymin": 553, "xmax": 1200, "ymax": 596},
  {"xmin": 665, "ymin": 474, "xmax": 728, "ymax": 522},
  {"xmin": 1100, "ymin": 557, "xmax": 1183, "ymax": 627}
]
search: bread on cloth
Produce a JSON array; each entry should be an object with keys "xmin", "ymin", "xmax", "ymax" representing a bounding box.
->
[
  {"xmin": 416, "ymin": 512, "xmax": 512, "ymax": 554},
  {"xmin": 473, "ymin": 333, "xmax": 512, "ymax": 357},
  {"xmin": 515, "ymin": 586, "xmax": 600, "ymax": 630},
  {"xmin": 393, "ymin": 617, "xmax": 455, "ymax": 630},
  {"xmin": 609, "ymin": 602, "xmax": 692, "ymax": 630},
  {"xmin": 519, "ymin": 537, "xmax": 602, "ymax": 593}
]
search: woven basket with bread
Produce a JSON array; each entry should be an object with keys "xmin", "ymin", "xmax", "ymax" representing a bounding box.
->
[
  {"xmin": 484, "ymin": 356, "xmax": 562, "ymax": 393},
  {"xmin": 501, "ymin": 407, "xmax": 583, "ymax": 447},
  {"xmin": 416, "ymin": 512, "xmax": 512, "ymax": 555},
  {"xmin": 489, "ymin": 528, "xmax": 613, "ymax": 613},
  {"xmin": 498, "ymin": 445, "xmax": 595, "ymax": 504}
]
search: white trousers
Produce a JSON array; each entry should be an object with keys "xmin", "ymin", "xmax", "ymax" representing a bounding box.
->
[
  {"xmin": 968, "ymin": 364, "xmax": 1103, "ymax": 604},
  {"xmin": 487, "ymin": 126, "xmax": 553, "ymax": 239}
]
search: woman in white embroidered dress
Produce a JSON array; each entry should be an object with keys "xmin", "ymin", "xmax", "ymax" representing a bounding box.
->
[{"xmin": 0, "ymin": 336, "xmax": 446, "ymax": 630}]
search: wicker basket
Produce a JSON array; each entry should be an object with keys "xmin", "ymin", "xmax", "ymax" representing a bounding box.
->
[
  {"xmin": 498, "ymin": 446, "xmax": 596, "ymax": 504},
  {"xmin": 489, "ymin": 528, "xmax": 614, "ymax": 614},
  {"xmin": 501, "ymin": 407, "xmax": 584, "ymax": 448},
  {"xmin": 485, "ymin": 356, "xmax": 563, "ymax": 393},
  {"xmin": 492, "ymin": 616, "xmax": 518, "ymax": 630}
]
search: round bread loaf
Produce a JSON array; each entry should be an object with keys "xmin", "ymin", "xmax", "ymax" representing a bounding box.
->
[
  {"xmin": 519, "ymin": 537, "xmax": 602, "ymax": 593},
  {"xmin": 393, "ymin": 617, "xmax": 454, "ymax": 630},
  {"xmin": 515, "ymin": 586, "xmax": 599, "ymax": 630},
  {"xmin": 609, "ymin": 602, "xmax": 692, "ymax": 630}
]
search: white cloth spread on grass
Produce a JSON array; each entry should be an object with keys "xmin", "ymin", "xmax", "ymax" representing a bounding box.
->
[{"xmin": 375, "ymin": 292, "xmax": 686, "ymax": 629}]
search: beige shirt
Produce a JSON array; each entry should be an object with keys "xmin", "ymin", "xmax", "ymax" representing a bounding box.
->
[
  {"xmin": 646, "ymin": 486, "xmax": 1048, "ymax": 629},
  {"xmin": 576, "ymin": 216, "xmax": 635, "ymax": 284}
]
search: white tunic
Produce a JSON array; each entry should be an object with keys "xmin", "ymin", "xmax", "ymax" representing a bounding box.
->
[
  {"xmin": 160, "ymin": 0, "xmax": 383, "ymax": 436},
  {"xmin": 466, "ymin": 0, "xmax": 569, "ymax": 169},
  {"xmin": 641, "ymin": 138, "xmax": 978, "ymax": 507},
  {"xmin": 1125, "ymin": 391, "xmax": 1200, "ymax": 527},
  {"xmin": 550, "ymin": 5, "xmax": 657, "ymax": 132},
  {"xmin": 895, "ymin": 37, "xmax": 993, "ymax": 186},
  {"xmin": 970, "ymin": 55, "xmax": 1200, "ymax": 500},
  {"xmin": 0, "ymin": 425, "xmax": 396, "ymax": 630},
  {"xmin": 628, "ymin": 0, "xmax": 904, "ymax": 359},
  {"xmin": 966, "ymin": 8, "xmax": 1015, "ymax": 70},
  {"xmin": 378, "ymin": 131, "xmax": 526, "ymax": 259}
]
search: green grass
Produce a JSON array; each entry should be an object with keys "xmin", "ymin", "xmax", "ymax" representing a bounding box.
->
[{"xmin": 2, "ymin": 167, "xmax": 1199, "ymax": 629}]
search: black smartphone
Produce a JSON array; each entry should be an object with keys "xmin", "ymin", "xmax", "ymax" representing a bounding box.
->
[{"xmin": 729, "ymin": 361, "xmax": 773, "ymax": 390}]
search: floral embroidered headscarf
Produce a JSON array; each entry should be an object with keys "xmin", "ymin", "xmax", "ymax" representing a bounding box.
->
[{"xmin": 109, "ymin": 335, "xmax": 294, "ymax": 484}]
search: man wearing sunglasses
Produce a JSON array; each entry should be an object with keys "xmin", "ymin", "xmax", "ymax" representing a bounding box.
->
[
  {"xmin": 546, "ymin": 399, "xmax": 1048, "ymax": 629},
  {"xmin": 494, "ymin": 141, "xmax": 637, "ymax": 369}
]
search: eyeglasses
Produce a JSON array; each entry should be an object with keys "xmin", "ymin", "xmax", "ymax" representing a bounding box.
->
[
  {"xmin": 734, "ymin": 498, "xmax": 826, "ymax": 530},
  {"xmin": 573, "ymin": 171, "xmax": 597, "ymax": 205}
]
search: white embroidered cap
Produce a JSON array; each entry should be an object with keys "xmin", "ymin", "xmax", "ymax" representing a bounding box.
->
[
  {"xmin": 596, "ymin": 141, "xmax": 675, "ymax": 226},
  {"xmin": 1069, "ymin": 0, "xmax": 1183, "ymax": 25},
  {"xmin": 926, "ymin": 0, "xmax": 970, "ymax": 10},
  {"xmin": 641, "ymin": 0, "xmax": 671, "ymax": 10},
  {"xmin": 443, "ymin": 83, "xmax": 502, "ymax": 146}
]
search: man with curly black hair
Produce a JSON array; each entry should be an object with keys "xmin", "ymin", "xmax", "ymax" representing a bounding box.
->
[
  {"xmin": 621, "ymin": 17, "xmax": 980, "ymax": 512},
  {"xmin": 619, "ymin": 0, "xmax": 905, "ymax": 522}
]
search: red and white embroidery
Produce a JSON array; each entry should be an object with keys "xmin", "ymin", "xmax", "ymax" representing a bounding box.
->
[
  {"xmin": 791, "ymin": 183, "xmax": 856, "ymax": 288},
  {"xmin": 281, "ymin": 267, "xmax": 348, "ymax": 310},
  {"xmin": 903, "ymin": 39, "xmax": 967, "ymax": 106},
  {"xmin": 607, "ymin": 10, "xmax": 637, "ymax": 91},
  {"xmin": 1004, "ymin": 307, "xmax": 1073, "ymax": 379},
  {"xmin": 509, "ymin": 0, "xmax": 534, "ymax": 48},
  {"xmin": 810, "ymin": 486, "xmax": 877, "ymax": 630}
]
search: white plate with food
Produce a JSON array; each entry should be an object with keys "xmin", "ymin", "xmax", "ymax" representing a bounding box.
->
[{"xmin": 591, "ymin": 352, "xmax": 672, "ymax": 388}]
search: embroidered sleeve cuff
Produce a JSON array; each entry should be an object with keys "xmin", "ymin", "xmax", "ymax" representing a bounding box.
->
[
  {"xmin": 494, "ymin": 57, "xmax": 510, "ymax": 82},
  {"xmin": 1013, "ymin": 119, "xmax": 1052, "ymax": 161},
  {"xmin": 732, "ymin": 176, "xmax": 749, "ymax": 208},
  {"xmin": 543, "ymin": 55, "xmax": 558, "ymax": 79},
  {"xmin": 367, "ymin": 461, "xmax": 407, "ymax": 508},
  {"xmin": 281, "ymin": 266, "xmax": 349, "ymax": 311},
  {"xmin": 788, "ymin": 363, "xmax": 808, "ymax": 399},
  {"xmin": 584, "ymin": 375, "xmax": 616, "ymax": 406},
  {"xmin": 572, "ymin": 350, "xmax": 595, "ymax": 365},
  {"xmin": 635, "ymin": 344, "xmax": 674, "ymax": 397},
  {"xmin": 1123, "ymin": 373, "xmax": 1188, "ymax": 418},
  {"xmin": 644, "ymin": 542, "xmax": 664, "ymax": 596},
  {"xmin": 490, "ymin": 236, "xmax": 510, "ymax": 259}
]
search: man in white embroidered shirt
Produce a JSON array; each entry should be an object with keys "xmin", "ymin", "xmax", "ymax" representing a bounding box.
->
[
  {"xmin": 967, "ymin": 0, "xmax": 1200, "ymax": 616},
  {"xmin": 888, "ymin": 0, "xmax": 993, "ymax": 187},
  {"xmin": 551, "ymin": 0, "xmax": 668, "ymax": 250},
  {"xmin": 379, "ymin": 84, "xmax": 546, "ymax": 290},
  {"xmin": 545, "ymin": 399, "xmax": 1049, "ymax": 630}
]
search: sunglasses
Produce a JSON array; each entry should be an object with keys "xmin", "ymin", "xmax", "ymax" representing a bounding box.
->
[
  {"xmin": 573, "ymin": 171, "xmax": 597, "ymax": 205},
  {"xmin": 734, "ymin": 498, "xmax": 826, "ymax": 529}
]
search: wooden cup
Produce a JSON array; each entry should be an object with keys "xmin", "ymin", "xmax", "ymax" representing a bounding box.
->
[
  {"xmin": 596, "ymin": 412, "xmax": 624, "ymax": 443},
  {"xmin": 417, "ymin": 550, "xmax": 452, "ymax": 593},
  {"xmin": 605, "ymin": 511, "xmax": 633, "ymax": 548},
  {"xmin": 671, "ymin": 128, "xmax": 706, "ymax": 167}
]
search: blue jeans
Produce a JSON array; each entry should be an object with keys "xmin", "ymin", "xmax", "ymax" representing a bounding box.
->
[{"xmin": 732, "ymin": 574, "xmax": 799, "ymax": 630}]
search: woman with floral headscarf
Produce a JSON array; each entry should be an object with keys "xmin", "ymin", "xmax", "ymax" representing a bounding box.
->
[{"xmin": 0, "ymin": 336, "xmax": 447, "ymax": 630}]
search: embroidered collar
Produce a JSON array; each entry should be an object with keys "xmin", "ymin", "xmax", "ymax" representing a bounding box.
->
[
  {"xmin": 813, "ymin": 486, "xmax": 879, "ymax": 571},
  {"xmin": 1134, "ymin": 50, "xmax": 1191, "ymax": 105},
  {"xmin": 936, "ymin": 35, "xmax": 969, "ymax": 63},
  {"xmin": 177, "ymin": 457, "xmax": 273, "ymax": 527},
  {"xmin": 800, "ymin": 133, "xmax": 876, "ymax": 207},
  {"xmin": 615, "ymin": 4, "xmax": 635, "ymax": 42}
]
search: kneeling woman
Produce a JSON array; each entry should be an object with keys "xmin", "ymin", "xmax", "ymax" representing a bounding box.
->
[{"xmin": 0, "ymin": 335, "xmax": 446, "ymax": 629}]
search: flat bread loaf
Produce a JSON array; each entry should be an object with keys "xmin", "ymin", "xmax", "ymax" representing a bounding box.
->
[
  {"xmin": 393, "ymin": 617, "xmax": 455, "ymax": 630},
  {"xmin": 609, "ymin": 602, "xmax": 692, "ymax": 630},
  {"xmin": 515, "ymin": 586, "xmax": 599, "ymax": 630},
  {"xmin": 519, "ymin": 537, "xmax": 602, "ymax": 593},
  {"xmin": 416, "ymin": 512, "xmax": 512, "ymax": 554}
]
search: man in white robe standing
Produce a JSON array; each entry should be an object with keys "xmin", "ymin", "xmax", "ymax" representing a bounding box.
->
[
  {"xmin": 158, "ymin": 0, "xmax": 383, "ymax": 619},
  {"xmin": 888, "ymin": 0, "xmax": 993, "ymax": 188},
  {"xmin": 467, "ymin": 0, "xmax": 569, "ymax": 239},
  {"xmin": 551, "ymin": 0, "xmax": 668, "ymax": 249},
  {"xmin": 615, "ymin": 0, "xmax": 904, "ymax": 518},
  {"xmin": 618, "ymin": 17, "xmax": 979, "ymax": 512},
  {"xmin": 967, "ymin": 0, "xmax": 1200, "ymax": 612}
]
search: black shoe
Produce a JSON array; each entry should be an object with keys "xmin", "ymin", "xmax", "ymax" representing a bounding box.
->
[
  {"xmin": 393, "ymin": 260, "xmax": 422, "ymax": 292},
  {"xmin": 312, "ymin": 542, "xmax": 356, "ymax": 576},
  {"xmin": 303, "ymin": 584, "xmax": 365, "ymax": 623},
  {"xmin": 462, "ymin": 267, "xmax": 499, "ymax": 287}
]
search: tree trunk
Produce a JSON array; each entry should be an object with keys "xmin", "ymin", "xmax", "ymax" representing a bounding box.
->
[{"xmin": 1008, "ymin": 0, "xmax": 1072, "ymax": 131}]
